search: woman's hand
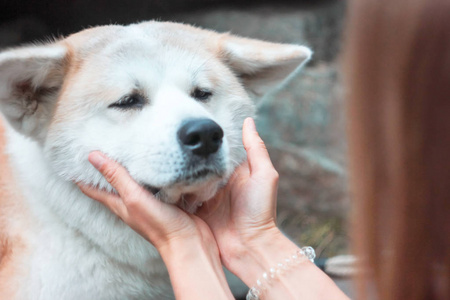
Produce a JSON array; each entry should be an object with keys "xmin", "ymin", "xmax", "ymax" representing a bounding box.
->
[
  {"xmin": 197, "ymin": 118, "xmax": 349, "ymax": 300},
  {"xmin": 197, "ymin": 118, "xmax": 296, "ymax": 278},
  {"xmin": 77, "ymin": 152, "xmax": 234, "ymax": 300},
  {"xmin": 197, "ymin": 117, "xmax": 281, "ymax": 248},
  {"xmin": 77, "ymin": 152, "xmax": 212, "ymax": 252}
]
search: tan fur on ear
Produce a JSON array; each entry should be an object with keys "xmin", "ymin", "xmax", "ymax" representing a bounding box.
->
[
  {"xmin": 219, "ymin": 33, "xmax": 312, "ymax": 97},
  {"xmin": 0, "ymin": 44, "xmax": 67, "ymax": 139}
]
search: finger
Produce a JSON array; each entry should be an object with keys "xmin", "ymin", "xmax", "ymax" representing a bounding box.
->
[
  {"xmin": 77, "ymin": 182, "xmax": 127, "ymax": 218},
  {"xmin": 88, "ymin": 152, "xmax": 179, "ymax": 220},
  {"xmin": 242, "ymin": 117, "xmax": 276, "ymax": 176},
  {"xmin": 88, "ymin": 151, "xmax": 148, "ymax": 202}
]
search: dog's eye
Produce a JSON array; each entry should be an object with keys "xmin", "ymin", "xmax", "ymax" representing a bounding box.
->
[
  {"xmin": 108, "ymin": 93, "xmax": 146, "ymax": 110},
  {"xmin": 192, "ymin": 88, "xmax": 213, "ymax": 102}
]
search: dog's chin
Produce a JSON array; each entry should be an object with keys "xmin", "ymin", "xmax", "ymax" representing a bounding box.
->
[
  {"xmin": 141, "ymin": 170, "xmax": 226, "ymax": 213},
  {"xmin": 176, "ymin": 192, "xmax": 210, "ymax": 213}
]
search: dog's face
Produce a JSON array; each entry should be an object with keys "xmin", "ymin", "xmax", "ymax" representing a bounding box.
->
[{"xmin": 0, "ymin": 21, "xmax": 311, "ymax": 211}]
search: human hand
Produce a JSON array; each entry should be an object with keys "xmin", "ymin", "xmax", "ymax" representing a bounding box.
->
[
  {"xmin": 197, "ymin": 118, "xmax": 349, "ymax": 300},
  {"xmin": 197, "ymin": 118, "xmax": 291, "ymax": 274},
  {"xmin": 77, "ymin": 153, "xmax": 234, "ymax": 299},
  {"xmin": 76, "ymin": 152, "xmax": 215, "ymax": 254}
]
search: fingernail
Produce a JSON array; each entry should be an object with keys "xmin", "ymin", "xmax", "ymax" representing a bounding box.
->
[
  {"xmin": 89, "ymin": 152, "xmax": 106, "ymax": 169},
  {"xmin": 245, "ymin": 117, "xmax": 256, "ymax": 132}
]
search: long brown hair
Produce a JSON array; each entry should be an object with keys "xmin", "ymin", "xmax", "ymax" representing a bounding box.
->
[{"xmin": 345, "ymin": 0, "xmax": 450, "ymax": 299}]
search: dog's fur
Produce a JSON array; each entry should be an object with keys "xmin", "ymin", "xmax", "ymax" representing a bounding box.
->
[{"xmin": 0, "ymin": 21, "xmax": 311, "ymax": 299}]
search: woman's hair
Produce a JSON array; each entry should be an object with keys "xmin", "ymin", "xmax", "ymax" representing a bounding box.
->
[{"xmin": 344, "ymin": 0, "xmax": 450, "ymax": 299}]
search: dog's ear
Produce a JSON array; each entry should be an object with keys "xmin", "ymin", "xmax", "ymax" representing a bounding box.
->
[
  {"xmin": 220, "ymin": 34, "xmax": 312, "ymax": 97},
  {"xmin": 0, "ymin": 44, "xmax": 68, "ymax": 139}
]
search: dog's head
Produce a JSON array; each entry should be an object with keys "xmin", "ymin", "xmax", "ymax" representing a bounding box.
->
[{"xmin": 0, "ymin": 21, "xmax": 311, "ymax": 211}]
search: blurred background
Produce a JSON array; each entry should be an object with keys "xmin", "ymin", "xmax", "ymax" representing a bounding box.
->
[{"xmin": 0, "ymin": 0, "xmax": 350, "ymax": 296}]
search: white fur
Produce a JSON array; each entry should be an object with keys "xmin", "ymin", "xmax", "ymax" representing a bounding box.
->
[{"xmin": 0, "ymin": 21, "xmax": 311, "ymax": 299}]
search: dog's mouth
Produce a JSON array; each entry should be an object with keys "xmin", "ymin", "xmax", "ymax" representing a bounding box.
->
[
  {"xmin": 181, "ymin": 167, "xmax": 219, "ymax": 183},
  {"xmin": 140, "ymin": 166, "xmax": 223, "ymax": 204},
  {"xmin": 141, "ymin": 183, "xmax": 208, "ymax": 213}
]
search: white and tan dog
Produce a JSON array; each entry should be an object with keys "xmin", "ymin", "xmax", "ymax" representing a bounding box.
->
[{"xmin": 0, "ymin": 21, "xmax": 311, "ymax": 299}]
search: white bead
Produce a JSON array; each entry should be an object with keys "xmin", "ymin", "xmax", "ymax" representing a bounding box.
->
[
  {"xmin": 262, "ymin": 272, "xmax": 271, "ymax": 284},
  {"xmin": 256, "ymin": 278, "xmax": 267, "ymax": 291},
  {"xmin": 285, "ymin": 257, "xmax": 293, "ymax": 267},
  {"xmin": 269, "ymin": 267, "xmax": 276, "ymax": 279},
  {"xmin": 253, "ymin": 287, "xmax": 261, "ymax": 296},
  {"xmin": 292, "ymin": 254, "xmax": 301, "ymax": 264},
  {"xmin": 276, "ymin": 263, "xmax": 285, "ymax": 275},
  {"xmin": 302, "ymin": 246, "xmax": 316, "ymax": 262},
  {"xmin": 246, "ymin": 287, "xmax": 261, "ymax": 300}
]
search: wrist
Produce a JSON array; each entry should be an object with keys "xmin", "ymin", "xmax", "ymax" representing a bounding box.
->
[
  {"xmin": 226, "ymin": 231, "xmax": 349, "ymax": 300},
  {"xmin": 225, "ymin": 227, "xmax": 300, "ymax": 287},
  {"xmin": 159, "ymin": 234, "xmax": 219, "ymax": 267},
  {"xmin": 160, "ymin": 237, "xmax": 234, "ymax": 300}
]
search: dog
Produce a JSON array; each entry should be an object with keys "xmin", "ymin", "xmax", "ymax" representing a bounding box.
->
[{"xmin": 0, "ymin": 21, "xmax": 311, "ymax": 299}]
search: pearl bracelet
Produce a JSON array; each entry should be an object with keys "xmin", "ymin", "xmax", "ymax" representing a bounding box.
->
[{"xmin": 246, "ymin": 246, "xmax": 316, "ymax": 300}]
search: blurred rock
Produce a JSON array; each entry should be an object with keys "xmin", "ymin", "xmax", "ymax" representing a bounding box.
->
[
  {"xmin": 262, "ymin": 63, "xmax": 349, "ymax": 258},
  {"xmin": 303, "ymin": 1, "xmax": 346, "ymax": 64},
  {"xmin": 167, "ymin": 1, "xmax": 345, "ymax": 64}
]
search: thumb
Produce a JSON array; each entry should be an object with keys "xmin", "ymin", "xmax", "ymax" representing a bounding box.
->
[{"xmin": 242, "ymin": 118, "xmax": 276, "ymax": 177}]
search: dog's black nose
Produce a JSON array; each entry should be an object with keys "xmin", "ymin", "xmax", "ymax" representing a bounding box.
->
[{"xmin": 178, "ymin": 118, "xmax": 224, "ymax": 157}]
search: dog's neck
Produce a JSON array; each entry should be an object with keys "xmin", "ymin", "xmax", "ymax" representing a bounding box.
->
[{"xmin": 5, "ymin": 125, "xmax": 160, "ymax": 272}]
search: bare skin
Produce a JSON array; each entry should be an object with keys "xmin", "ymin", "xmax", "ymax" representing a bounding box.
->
[{"xmin": 78, "ymin": 118, "xmax": 349, "ymax": 300}]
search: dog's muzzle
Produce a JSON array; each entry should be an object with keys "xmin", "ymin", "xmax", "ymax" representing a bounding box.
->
[{"xmin": 140, "ymin": 118, "xmax": 226, "ymax": 206}]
